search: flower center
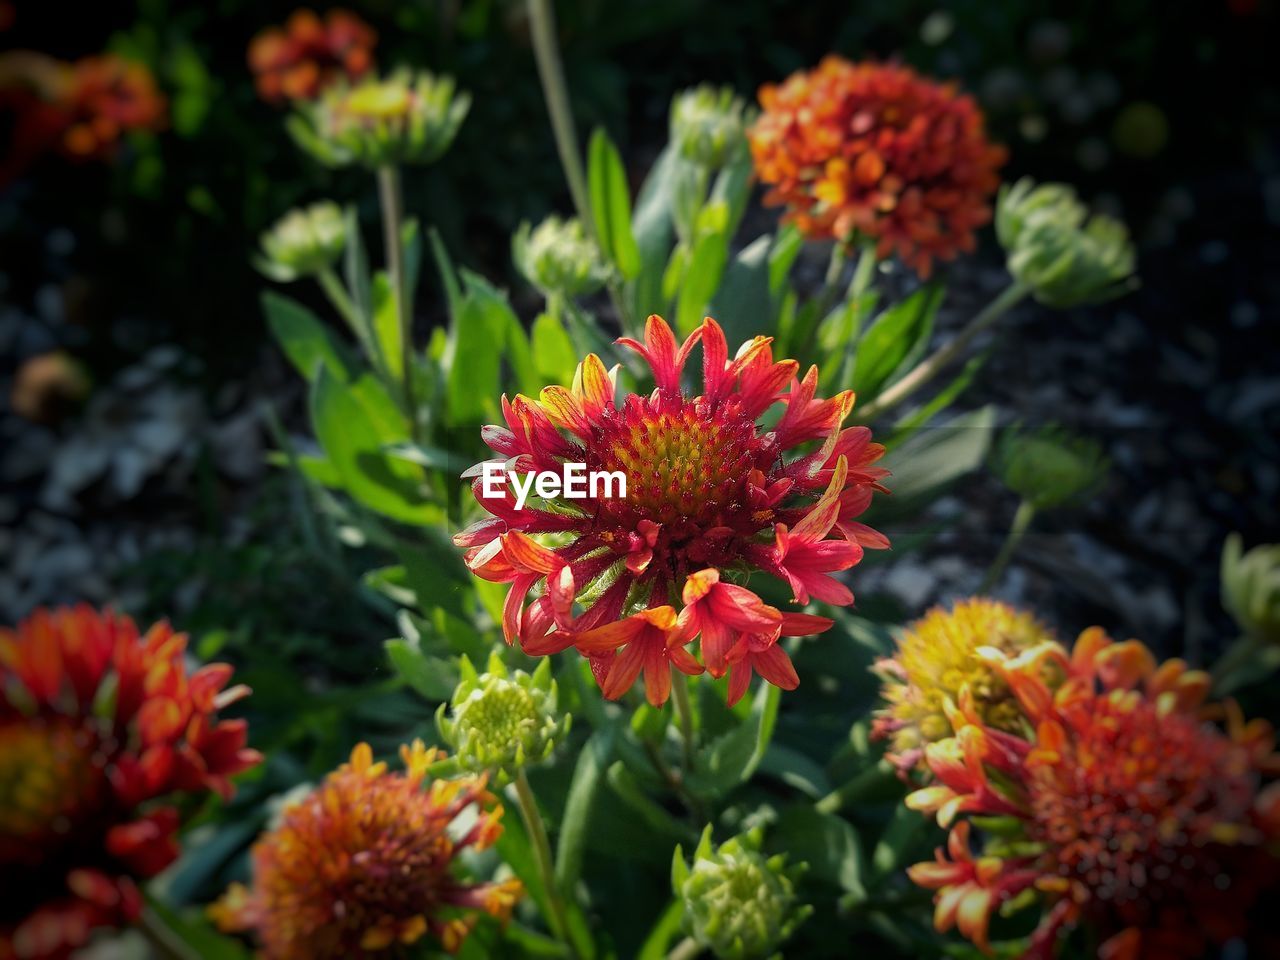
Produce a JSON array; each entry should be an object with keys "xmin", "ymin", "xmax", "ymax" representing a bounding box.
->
[
  {"xmin": 589, "ymin": 394, "xmax": 775, "ymax": 532},
  {"xmin": 0, "ymin": 720, "xmax": 101, "ymax": 866}
]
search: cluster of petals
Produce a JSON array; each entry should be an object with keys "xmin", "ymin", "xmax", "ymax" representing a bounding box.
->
[
  {"xmin": 0, "ymin": 51, "xmax": 166, "ymax": 182},
  {"xmin": 248, "ymin": 8, "xmax": 376, "ymax": 104},
  {"xmin": 0, "ymin": 605, "xmax": 259, "ymax": 960},
  {"xmin": 456, "ymin": 314, "xmax": 889, "ymax": 707},
  {"xmin": 749, "ymin": 56, "xmax": 1006, "ymax": 277},
  {"xmin": 904, "ymin": 627, "xmax": 1280, "ymax": 959},
  {"xmin": 212, "ymin": 741, "xmax": 522, "ymax": 958}
]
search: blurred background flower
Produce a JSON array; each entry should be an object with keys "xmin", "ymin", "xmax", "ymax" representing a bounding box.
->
[{"xmin": 248, "ymin": 8, "xmax": 376, "ymax": 105}]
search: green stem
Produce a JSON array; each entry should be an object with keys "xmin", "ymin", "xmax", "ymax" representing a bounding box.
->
[
  {"xmin": 856, "ymin": 281, "xmax": 1029, "ymax": 422},
  {"xmin": 980, "ymin": 499, "xmax": 1037, "ymax": 594},
  {"xmin": 376, "ymin": 164, "xmax": 419, "ymax": 441},
  {"xmin": 138, "ymin": 907, "xmax": 199, "ymax": 960},
  {"xmin": 667, "ymin": 935, "xmax": 704, "ymax": 960},
  {"xmin": 836, "ymin": 246, "xmax": 879, "ymax": 388},
  {"xmin": 670, "ymin": 673, "xmax": 696, "ymax": 773},
  {"xmin": 815, "ymin": 759, "xmax": 895, "ymax": 815},
  {"xmin": 527, "ymin": 0, "xmax": 633, "ymax": 334},
  {"xmin": 317, "ymin": 268, "xmax": 379, "ymax": 369},
  {"xmin": 513, "ymin": 768, "xmax": 577, "ymax": 958}
]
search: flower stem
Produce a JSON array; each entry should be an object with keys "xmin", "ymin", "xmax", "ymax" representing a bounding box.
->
[
  {"xmin": 138, "ymin": 906, "xmax": 199, "ymax": 960},
  {"xmin": 667, "ymin": 935, "xmax": 704, "ymax": 960},
  {"xmin": 670, "ymin": 672, "xmax": 696, "ymax": 773},
  {"xmin": 513, "ymin": 768, "xmax": 577, "ymax": 958},
  {"xmin": 815, "ymin": 759, "xmax": 895, "ymax": 815},
  {"xmin": 376, "ymin": 164, "xmax": 419, "ymax": 441},
  {"xmin": 528, "ymin": 0, "xmax": 591, "ymax": 231},
  {"xmin": 856, "ymin": 280, "xmax": 1029, "ymax": 422},
  {"xmin": 979, "ymin": 498, "xmax": 1037, "ymax": 594},
  {"xmin": 317, "ymin": 268, "xmax": 381, "ymax": 373}
]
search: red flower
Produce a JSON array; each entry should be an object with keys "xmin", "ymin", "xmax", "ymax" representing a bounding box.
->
[
  {"xmin": 749, "ymin": 57, "xmax": 1007, "ymax": 278},
  {"xmin": 455, "ymin": 314, "xmax": 889, "ymax": 706},
  {"xmin": 248, "ymin": 8, "xmax": 376, "ymax": 104},
  {"xmin": 212, "ymin": 742, "xmax": 522, "ymax": 958},
  {"xmin": 905, "ymin": 628, "xmax": 1280, "ymax": 959},
  {"xmin": 0, "ymin": 606, "xmax": 259, "ymax": 960},
  {"xmin": 571, "ymin": 606, "xmax": 703, "ymax": 706}
]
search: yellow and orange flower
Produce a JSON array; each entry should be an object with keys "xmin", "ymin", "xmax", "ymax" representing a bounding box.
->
[
  {"xmin": 749, "ymin": 57, "xmax": 1007, "ymax": 278},
  {"xmin": 455, "ymin": 314, "xmax": 890, "ymax": 707},
  {"xmin": 248, "ymin": 8, "xmax": 376, "ymax": 104},
  {"xmin": 0, "ymin": 606, "xmax": 259, "ymax": 960},
  {"xmin": 904, "ymin": 628, "xmax": 1280, "ymax": 959},
  {"xmin": 212, "ymin": 742, "xmax": 523, "ymax": 958},
  {"xmin": 872, "ymin": 598, "xmax": 1056, "ymax": 775},
  {"xmin": 0, "ymin": 51, "xmax": 165, "ymax": 181}
]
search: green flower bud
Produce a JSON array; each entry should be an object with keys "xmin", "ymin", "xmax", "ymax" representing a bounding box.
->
[
  {"xmin": 669, "ymin": 85, "xmax": 750, "ymax": 170},
  {"xmin": 996, "ymin": 177, "xmax": 1137, "ymax": 308},
  {"xmin": 992, "ymin": 424, "xmax": 1108, "ymax": 511},
  {"xmin": 512, "ymin": 216, "xmax": 611, "ymax": 299},
  {"xmin": 436, "ymin": 652, "xmax": 568, "ymax": 784},
  {"xmin": 671, "ymin": 826, "xmax": 810, "ymax": 960},
  {"xmin": 288, "ymin": 69, "xmax": 470, "ymax": 169},
  {"xmin": 1222, "ymin": 533, "xmax": 1280, "ymax": 645},
  {"xmin": 257, "ymin": 201, "xmax": 346, "ymax": 281}
]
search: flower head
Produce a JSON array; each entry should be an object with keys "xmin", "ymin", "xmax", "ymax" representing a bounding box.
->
[
  {"xmin": 248, "ymin": 8, "xmax": 376, "ymax": 104},
  {"xmin": 671, "ymin": 825, "xmax": 811, "ymax": 960},
  {"xmin": 437, "ymin": 652, "xmax": 569, "ymax": 783},
  {"xmin": 512, "ymin": 215, "xmax": 611, "ymax": 299},
  {"xmin": 1222, "ymin": 533, "xmax": 1280, "ymax": 646},
  {"xmin": 749, "ymin": 57, "xmax": 1006, "ymax": 278},
  {"xmin": 996, "ymin": 177, "xmax": 1137, "ymax": 307},
  {"xmin": 455, "ymin": 314, "xmax": 889, "ymax": 706},
  {"xmin": 289, "ymin": 68, "xmax": 469, "ymax": 169},
  {"xmin": 670, "ymin": 84, "xmax": 750, "ymax": 170},
  {"xmin": 905, "ymin": 628, "xmax": 1280, "ymax": 958},
  {"xmin": 992, "ymin": 423, "xmax": 1108, "ymax": 511},
  {"xmin": 873, "ymin": 598, "xmax": 1056, "ymax": 775},
  {"xmin": 258, "ymin": 201, "xmax": 346, "ymax": 281},
  {"xmin": 212, "ymin": 741, "xmax": 522, "ymax": 958},
  {"xmin": 0, "ymin": 606, "xmax": 259, "ymax": 960}
]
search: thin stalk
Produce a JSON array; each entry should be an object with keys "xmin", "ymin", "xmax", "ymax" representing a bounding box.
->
[
  {"xmin": 376, "ymin": 164, "xmax": 419, "ymax": 440},
  {"xmin": 317, "ymin": 268, "xmax": 381, "ymax": 372},
  {"xmin": 667, "ymin": 936, "xmax": 704, "ymax": 960},
  {"xmin": 856, "ymin": 281, "xmax": 1029, "ymax": 422},
  {"xmin": 138, "ymin": 907, "xmax": 199, "ymax": 960},
  {"xmin": 980, "ymin": 499, "xmax": 1037, "ymax": 594},
  {"xmin": 670, "ymin": 673, "xmax": 696, "ymax": 773},
  {"xmin": 836, "ymin": 246, "xmax": 879, "ymax": 388},
  {"xmin": 513, "ymin": 768, "xmax": 577, "ymax": 958},
  {"xmin": 527, "ymin": 0, "xmax": 633, "ymax": 333},
  {"xmin": 813, "ymin": 241, "xmax": 849, "ymax": 319}
]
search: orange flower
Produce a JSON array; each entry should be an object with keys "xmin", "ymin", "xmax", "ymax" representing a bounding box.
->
[
  {"xmin": 0, "ymin": 606, "xmax": 259, "ymax": 960},
  {"xmin": 248, "ymin": 8, "xmax": 376, "ymax": 104},
  {"xmin": 212, "ymin": 742, "xmax": 522, "ymax": 958},
  {"xmin": 749, "ymin": 57, "xmax": 1006, "ymax": 278},
  {"xmin": 905, "ymin": 628, "xmax": 1280, "ymax": 959}
]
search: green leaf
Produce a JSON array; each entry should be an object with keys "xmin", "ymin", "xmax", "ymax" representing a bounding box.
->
[
  {"xmin": 384, "ymin": 634, "xmax": 459, "ymax": 702},
  {"xmin": 587, "ymin": 128, "xmax": 641, "ymax": 279},
  {"xmin": 531, "ymin": 311, "xmax": 579, "ymax": 385},
  {"xmin": 605, "ymin": 761, "xmax": 700, "ymax": 844},
  {"xmin": 775, "ymin": 805, "xmax": 865, "ymax": 898},
  {"xmin": 853, "ymin": 286, "xmax": 943, "ymax": 399},
  {"xmin": 554, "ymin": 726, "xmax": 616, "ymax": 889},
  {"xmin": 687, "ymin": 680, "xmax": 779, "ymax": 796},
  {"xmin": 262, "ymin": 292, "xmax": 353, "ymax": 383},
  {"xmin": 343, "ymin": 206, "xmax": 372, "ymax": 328},
  {"xmin": 636, "ymin": 901, "xmax": 684, "ymax": 960},
  {"xmin": 768, "ymin": 224, "xmax": 804, "ymax": 298},
  {"xmin": 628, "ymin": 144, "xmax": 678, "ymax": 320},
  {"xmin": 868, "ymin": 406, "xmax": 996, "ymax": 522},
  {"xmin": 309, "ymin": 368, "xmax": 437, "ymax": 524},
  {"xmin": 708, "ymin": 233, "xmax": 774, "ymax": 347},
  {"xmin": 885, "ymin": 351, "xmax": 989, "ymax": 448},
  {"xmin": 674, "ymin": 230, "xmax": 729, "ymax": 336},
  {"xmin": 371, "ymin": 272, "xmax": 403, "ymax": 388},
  {"xmin": 145, "ymin": 896, "xmax": 252, "ymax": 960}
]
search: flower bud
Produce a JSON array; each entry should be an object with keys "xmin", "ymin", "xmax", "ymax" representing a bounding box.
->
[
  {"xmin": 436, "ymin": 652, "xmax": 568, "ymax": 784},
  {"xmin": 1221, "ymin": 534, "xmax": 1280, "ymax": 645},
  {"xmin": 289, "ymin": 68, "xmax": 469, "ymax": 169},
  {"xmin": 670, "ymin": 85, "xmax": 750, "ymax": 170},
  {"xmin": 996, "ymin": 177, "xmax": 1136, "ymax": 307},
  {"xmin": 512, "ymin": 215, "xmax": 611, "ymax": 299},
  {"xmin": 671, "ymin": 826, "xmax": 810, "ymax": 960},
  {"xmin": 258, "ymin": 201, "xmax": 346, "ymax": 281},
  {"xmin": 992, "ymin": 424, "xmax": 1108, "ymax": 511}
]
